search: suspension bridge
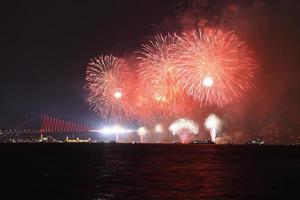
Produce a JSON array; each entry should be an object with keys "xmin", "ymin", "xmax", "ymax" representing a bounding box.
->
[
  {"xmin": 0, "ymin": 114, "xmax": 99, "ymax": 142},
  {"xmin": 1, "ymin": 114, "xmax": 93, "ymax": 134}
]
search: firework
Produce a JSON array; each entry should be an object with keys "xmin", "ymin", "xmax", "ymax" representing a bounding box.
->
[
  {"xmin": 169, "ymin": 118, "xmax": 199, "ymax": 143},
  {"xmin": 204, "ymin": 114, "xmax": 222, "ymax": 142},
  {"xmin": 137, "ymin": 34, "xmax": 193, "ymax": 117},
  {"xmin": 111, "ymin": 125, "xmax": 125, "ymax": 142},
  {"xmin": 85, "ymin": 27, "xmax": 258, "ymax": 123},
  {"xmin": 124, "ymin": 79, "xmax": 156, "ymax": 122},
  {"xmin": 138, "ymin": 126, "xmax": 148, "ymax": 142},
  {"xmin": 154, "ymin": 124, "xmax": 164, "ymax": 133},
  {"xmin": 85, "ymin": 55, "xmax": 132, "ymax": 122},
  {"xmin": 176, "ymin": 28, "xmax": 257, "ymax": 106}
]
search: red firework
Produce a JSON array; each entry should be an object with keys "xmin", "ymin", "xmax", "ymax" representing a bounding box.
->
[
  {"xmin": 176, "ymin": 28, "xmax": 258, "ymax": 107},
  {"xmin": 137, "ymin": 34, "xmax": 195, "ymax": 117},
  {"xmin": 123, "ymin": 76, "xmax": 156, "ymax": 122},
  {"xmin": 85, "ymin": 55, "xmax": 132, "ymax": 122},
  {"xmin": 85, "ymin": 28, "xmax": 258, "ymax": 122}
]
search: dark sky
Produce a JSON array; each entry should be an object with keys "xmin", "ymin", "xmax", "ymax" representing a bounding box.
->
[
  {"xmin": 1, "ymin": 0, "xmax": 178, "ymax": 128},
  {"xmin": 1, "ymin": 0, "xmax": 300, "ymax": 139}
]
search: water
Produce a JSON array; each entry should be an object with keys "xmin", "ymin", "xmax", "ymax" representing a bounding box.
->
[{"xmin": 1, "ymin": 144, "xmax": 300, "ymax": 199}]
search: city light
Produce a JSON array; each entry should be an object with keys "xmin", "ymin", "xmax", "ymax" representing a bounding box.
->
[
  {"xmin": 91, "ymin": 125, "xmax": 129, "ymax": 135},
  {"xmin": 101, "ymin": 127, "xmax": 112, "ymax": 135}
]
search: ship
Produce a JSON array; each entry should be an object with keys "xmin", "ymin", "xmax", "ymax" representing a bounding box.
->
[
  {"xmin": 190, "ymin": 140, "xmax": 215, "ymax": 144},
  {"xmin": 64, "ymin": 137, "xmax": 91, "ymax": 143},
  {"xmin": 245, "ymin": 140, "xmax": 264, "ymax": 145}
]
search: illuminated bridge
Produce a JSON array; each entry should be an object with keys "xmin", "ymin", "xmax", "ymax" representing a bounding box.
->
[{"xmin": 0, "ymin": 114, "xmax": 98, "ymax": 142}]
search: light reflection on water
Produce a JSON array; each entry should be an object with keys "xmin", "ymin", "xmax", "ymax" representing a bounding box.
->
[
  {"xmin": 1, "ymin": 144, "xmax": 300, "ymax": 199},
  {"xmin": 94, "ymin": 144, "xmax": 300, "ymax": 199}
]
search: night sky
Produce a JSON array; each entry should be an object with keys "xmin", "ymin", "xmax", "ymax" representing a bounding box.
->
[{"xmin": 1, "ymin": 0, "xmax": 300, "ymax": 141}]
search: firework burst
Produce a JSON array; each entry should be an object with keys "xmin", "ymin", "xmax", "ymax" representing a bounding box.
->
[
  {"xmin": 85, "ymin": 27, "xmax": 258, "ymax": 123},
  {"xmin": 137, "ymin": 34, "xmax": 193, "ymax": 117},
  {"xmin": 176, "ymin": 28, "xmax": 257, "ymax": 107},
  {"xmin": 85, "ymin": 55, "xmax": 132, "ymax": 122},
  {"xmin": 169, "ymin": 118, "xmax": 199, "ymax": 143},
  {"xmin": 204, "ymin": 114, "xmax": 222, "ymax": 142}
]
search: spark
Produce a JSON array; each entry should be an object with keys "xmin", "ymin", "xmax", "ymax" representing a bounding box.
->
[
  {"xmin": 169, "ymin": 118, "xmax": 199, "ymax": 143},
  {"xmin": 138, "ymin": 126, "xmax": 148, "ymax": 142},
  {"xmin": 154, "ymin": 124, "xmax": 164, "ymax": 133},
  {"xmin": 176, "ymin": 28, "xmax": 258, "ymax": 107},
  {"xmin": 137, "ymin": 34, "xmax": 192, "ymax": 117},
  {"xmin": 85, "ymin": 55, "xmax": 132, "ymax": 122},
  {"xmin": 202, "ymin": 75, "xmax": 214, "ymax": 87},
  {"xmin": 114, "ymin": 90, "xmax": 122, "ymax": 99},
  {"xmin": 205, "ymin": 114, "xmax": 222, "ymax": 142}
]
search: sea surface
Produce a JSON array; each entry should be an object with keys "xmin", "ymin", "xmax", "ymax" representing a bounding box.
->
[{"xmin": 0, "ymin": 144, "xmax": 300, "ymax": 199}]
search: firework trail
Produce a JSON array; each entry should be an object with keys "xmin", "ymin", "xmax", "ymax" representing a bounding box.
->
[
  {"xmin": 137, "ymin": 34, "xmax": 194, "ymax": 117},
  {"xmin": 85, "ymin": 55, "xmax": 132, "ymax": 122},
  {"xmin": 169, "ymin": 118, "xmax": 199, "ymax": 143},
  {"xmin": 204, "ymin": 114, "xmax": 222, "ymax": 142},
  {"xmin": 176, "ymin": 28, "xmax": 257, "ymax": 107},
  {"xmin": 138, "ymin": 126, "xmax": 148, "ymax": 142}
]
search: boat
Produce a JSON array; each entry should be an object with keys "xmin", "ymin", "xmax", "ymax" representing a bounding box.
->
[
  {"xmin": 245, "ymin": 140, "xmax": 264, "ymax": 145},
  {"xmin": 64, "ymin": 137, "xmax": 91, "ymax": 143},
  {"xmin": 190, "ymin": 140, "xmax": 215, "ymax": 144}
]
